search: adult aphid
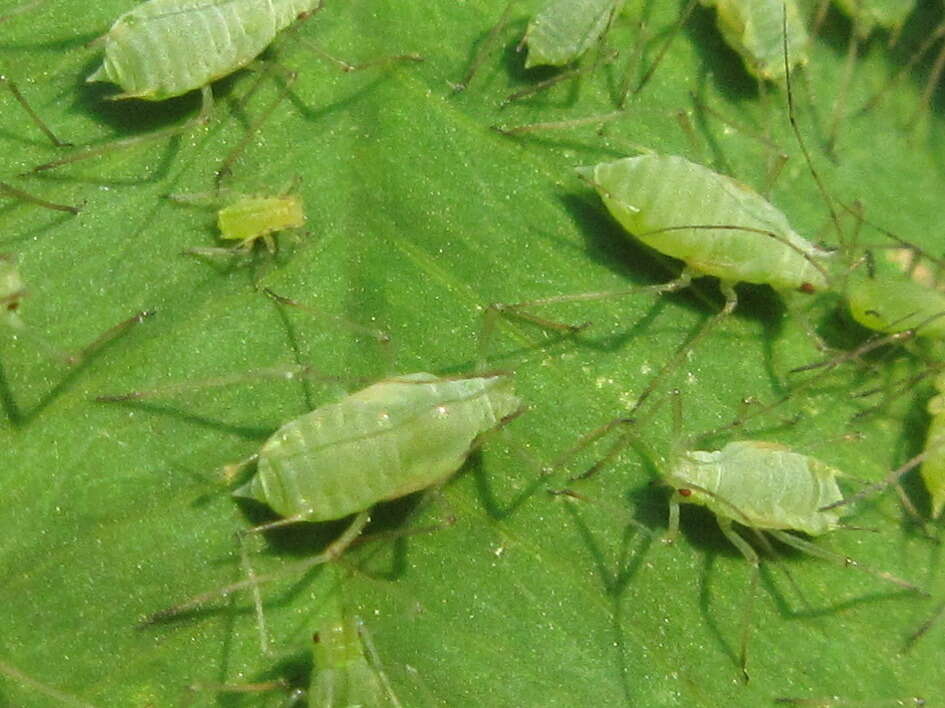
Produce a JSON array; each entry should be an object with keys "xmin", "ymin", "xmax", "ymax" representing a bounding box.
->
[
  {"xmin": 29, "ymin": 0, "xmax": 421, "ymax": 174},
  {"xmin": 699, "ymin": 0, "xmax": 810, "ymax": 81},
  {"xmin": 101, "ymin": 360, "xmax": 521, "ymax": 623},
  {"xmin": 485, "ymin": 153, "xmax": 833, "ymax": 411},
  {"xmin": 558, "ymin": 393, "xmax": 925, "ymax": 680}
]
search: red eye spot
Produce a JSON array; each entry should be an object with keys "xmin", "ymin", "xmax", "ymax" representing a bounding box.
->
[
  {"xmin": 678, "ymin": 488, "xmax": 692, "ymax": 497},
  {"xmin": 312, "ymin": 632, "xmax": 320, "ymax": 644},
  {"xmin": 798, "ymin": 282, "xmax": 816, "ymax": 294},
  {"xmin": 6, "ymin": 302, "xmax": 17, "ymax": 311}
]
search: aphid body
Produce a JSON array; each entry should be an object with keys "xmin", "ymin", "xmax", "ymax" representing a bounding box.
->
[
  {"xmin": 577, "ymin": 154, "xmax": 832, "ymax": 293},
  {"xmin": 311, "ymin": 592, "xmax": 401, "ymax": 707},
  {"xmin": 921, "ymin": 373, "xmax": 945, "ymax": 519},
  {"xmin": 846, "ymin": 275, "xmax": 945, "ymax": 340},
  {"xmin": 233, "ymin": 372, "xmax": 520, "ymax": 522},
  {"xmin": 669, "ymin": 440, "xmax": 845, "ymax": 535},
  {"xmin": 524, "ymin": 0, "xmax": 624, "ymax": 68},
  {"xmin": 87, "ymin": 0, "xmax": 317, "ymax": 100},
  {"xmin": 832, "ymin": 0, "xmax": 916, "ymax": 38},
  {"xmin": 699, "ymin": 0, "xmax": 809, "ymax": 80},
  {"xmin": 218, "ymin": 193, "xmax": 305, "ymax": 252}
]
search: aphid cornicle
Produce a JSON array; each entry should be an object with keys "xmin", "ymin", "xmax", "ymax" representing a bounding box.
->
[{"xmin": 699, "ymin": 0, "xmax": 809, "ymax": 80}]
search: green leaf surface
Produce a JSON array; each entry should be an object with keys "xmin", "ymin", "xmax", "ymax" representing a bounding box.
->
[{"xmin": 1, "ymin": 1, "xmax": 943, "ymax": 705}]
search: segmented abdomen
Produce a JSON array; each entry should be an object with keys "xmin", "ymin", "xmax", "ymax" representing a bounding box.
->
[
  {"xmin": 236, "ymin": 373, "xmax": 520, "ymax": 521},
  {"xmin": 91, "ymin": 0, "xmax": 314, "ymax": 100}
]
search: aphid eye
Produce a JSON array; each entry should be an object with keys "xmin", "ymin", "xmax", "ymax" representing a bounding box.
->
[
  {"xmin": 6, "ymin": 302, "xmax": 18, "ymax": 311},
  {"xmin": 678, "ymin": 488, "xmax": 692, "ymax": 497},
  {"xmin": 312, "ymin": 632, "xmax": 320, "ymax": 644},
  {"xmin": 798, "ymin": 282, "xmax": 816, "ymax": 294}
]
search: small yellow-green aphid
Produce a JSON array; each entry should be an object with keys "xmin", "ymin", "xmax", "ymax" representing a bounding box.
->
[
  {"xmin": 0, "ymin": 253, "xmax": 26, "ymax": 331},
  {"xmin": 218, "ymin": 192, "xmax": 306, "ymax": 253},
  {"xmin": 523, "ymin": 0, "xmax": 625, "ymax": 69},
  {"xmin": 699, "ymin": 0, "xmax": 809, "ymax": 80},
  {"xmin": 920, "ymin": 372, "xmax": 945, "ymax": 519}
]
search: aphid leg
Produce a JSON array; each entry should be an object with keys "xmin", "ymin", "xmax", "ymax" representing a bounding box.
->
[
  {"xmin": 96, "ymin": 364, "xmax": 347, "ymax": 403},
  {"xmin": 143, "ymin": 511, "xmax": 372, "ymax": 626},
  {"xmin": 823, "ymin": 27, "xmax": 861, "ymax": 157},
  {"xmin": 0, "ymin": 658, "xmax": 93, "ymax": 708},
  {"xmin": 618, "ymin": 0, "xmax": 697, "ymax": 105},
  {"xmin": 775, "ymin": 696, "xmax": 927, "ymax": 707},
  {"xmin": 215, "ymin": 60, "xmax": 299, "ymax": 184},
  {"xmin": 0, "ymin": 0, "xmax": 48, "ymax": 24},
  {"xmin": 355, "ymin": 616, "xmax": 405, "ymax": 708},
  {"xmin": 502, "ymin": 57, "xmax": 613, "ymax": 106},
  {"xmin": 626, "ymin": 279, "xmax": 738, "ymax": 416},
  {"xmin": 904, "ymin": 598, "xmax": 945, "ymax": 651},
  {"xmin": 478, "ymin": 270, "xmax": 693, "ymax": 372},
  {"xmin": 767, "ymin": 530, "xmax": 925, "ymax": 594},
  {"xmin": 264, "ymin": 289, "xmax": 394, "ymax": 375},
  {"xmin": 715, "ymin": 518, "xmax": 759, "ymax": 683},
  {"xmin": 30, "ymin": 85, "xmax": 214, "ymax": 173},
  {"xmin": 0, "ymin": 74, "xmax": 71, "ymax": 147},
  {"xmin": 491, "ymin": 110, "xmax": 625, "ymax": 136},
  {"xmin": 0, "ymin": 181, "xmax": 80, "ymax": 214},
  {"xmin": 450, "ymin": 1, "xmax": 518, "ymax": 93}
]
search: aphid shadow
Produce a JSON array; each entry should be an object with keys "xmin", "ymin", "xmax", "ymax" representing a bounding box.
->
[
  {"xmin": 469, "ymin": 447, "xmax": 551, "ymax": 522},
  {"xmin": 98, "ymin": 400, "xmax": 275, "ymax": 444},
  {"xmin": 682, "ymin": 3, "xmax": 760, "ymax": 103}
]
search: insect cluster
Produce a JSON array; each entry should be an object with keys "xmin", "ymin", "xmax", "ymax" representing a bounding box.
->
[{"xmin": 2, "ymin": 0, "xmax": 944, "ymax": 705}]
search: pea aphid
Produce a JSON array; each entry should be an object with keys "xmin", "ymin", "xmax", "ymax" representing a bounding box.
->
[
  {"xmin": 523, "ymin": 0, "xmax": 625, "ymax": 70},
  {"xmin": 310, "ymin": 579, "xmax": 403, "ymax": 708},
  {"xmin": 560, "ymin": 393, "xmax": 925, "ymax": 680},
  {"xmin": 485, "ymin": 153, "xmax": 832, "ymax": 410},
  {"xmin": 699, "ymin": 0, "xmax": 809, "ymax": 80},
  {"xmin": 109, "ymin": 365, "xmax": 521, "ymax": 623},
  {"xmin": 30, "ymin": 0, "xmax": 421, "ymax": 174}
]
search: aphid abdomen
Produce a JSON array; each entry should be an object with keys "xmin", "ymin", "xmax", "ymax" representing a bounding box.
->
[
  {"xmin": 88, "ymin": 0, "xmax": 314, "ymax": 100},
  {"xmin": 701, "ymin": 0, "xmax": 808, "ymax": 80},
  {"xmin": 525, "ymin": 0, "xmax": 621, "ymax": 68},
  {"xmin": 0, "ymin": 255, "xmax": 25, "ymax": 329},
  {"xmin": 846, "ymin": 276, "xmax": 945, "ymax": 339},
  {"xmin": 921, "ymin": 374, "xmax": 945, "ymax": 519},
  {"xmin": 235, "ymin": 373, "xmax": 520, "ymax": 521},
  {"xmin": 578, "ymin": 155, "xmax": 830, "ymax": 292},
  {"xmin": 217, "ymin": 195, "xmax": 305, "ymax": 243},
  {"xmin": 674, "ymin": 441, "xmax": 844, "ymax": 535}
]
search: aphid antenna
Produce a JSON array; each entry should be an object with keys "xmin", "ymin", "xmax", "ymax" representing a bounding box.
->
[
  {"xmin": 95, "ymin": 363, "xmax": 344, "ymax": 403},
  {"xmin": 0, "ymin": 75, "xmax": 72, "ymax": 147},
  {"xmin": 0, "ymin": 181, "xmax": 80, "ymax": 214},
  {"xmin": 780, "ymin": 5, "xmax": 846, "ymax": 253},
  {"xmin": 775, "ymin": 696, "xmax": 927, "ymax": 707},
  {"xmin": 491, "ymin": 109, "xmax": 626, "ymax": 136},
  {"xmin": 622, "ymin": 0, "xmax": 697, "ymax": 104},
  {"xmin": 0, "ymin": 658, "xmax": 94, "ymax": 708},
  {"xmin": 0, "ymin": 1, "xmax": 48, "ymax": 25}
]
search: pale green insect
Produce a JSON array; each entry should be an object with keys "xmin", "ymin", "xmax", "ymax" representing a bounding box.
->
[
  {"xmin": 578, "ymin": 154, "xmax": 831, "ymax": 293},
  {"xmin": 233, "ymin": 372, "xmax": 520, "ymax": 525},
  {"xmin": 830, "ymin": 0, "xmax": 917, "ymax": 38},
  {"xmin": 310, "ymin": 582, "xmax": 402, "ymax": 708},
  {"xmin": 699, "ymin": 0, "xmax": 809, "ymax": 80},
  {"xmin": 87, "ymin": 0, "xmax": 317, "ymax": 102},
  {"xmin": 523, "ymin": 0, "xmax": 625, "ymax": 69},
  {"xmin": 170, "ymin": 186, "xmax": 306, "ymax": 257},
  {"xmin": 132, "ymin": 369, "xmax": 521, "ymax": 627},
  {"xmin": 846, "ymin": 273, "xmax": 945, "ymax": 340}
]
